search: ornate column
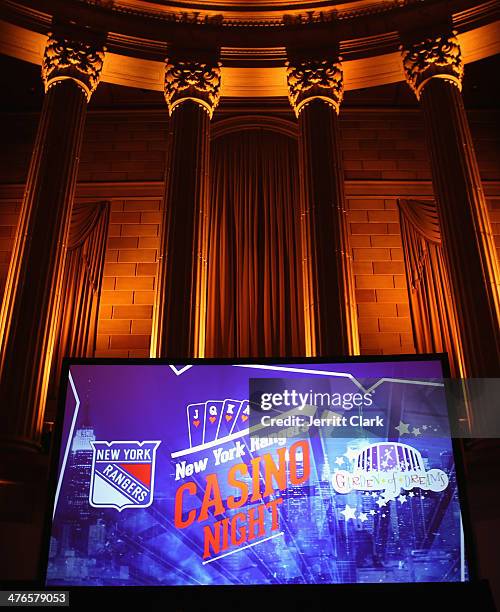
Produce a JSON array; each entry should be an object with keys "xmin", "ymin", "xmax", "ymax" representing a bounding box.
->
[
  {"xmin": 151, "ymin": 55, "xmax": 221, "ymax": 358},
  {"xmin": 0, "ymin": 32, "xmax": 105, "ymax": 451},
  {"xmin": 401, "ymin": 32, "xmax": 500, "ymax": 376},
  {"xmin": 287, "ymin": 55, "xmax": 359, "ymax": 357}
]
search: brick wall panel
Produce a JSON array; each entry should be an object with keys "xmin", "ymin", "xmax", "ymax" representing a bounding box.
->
[
  {"xmin": 115, "ymin": 277, "xmax": 155, "ymax": 291},
  {"xmin": 348, "ymin": 196, "xmax": 416, "ymax": 355},
  {"xmin": 121, "ymin": 224, "xmax": 158, "ymax": 237},
  {"xmin": 110, "ymin": 334, "xmax": 151, "ymax": 349},
  {"xmin": 350, "ymin": 235, "xmax": 371, "ymax": 247},
  {"xmin": 373, "ymin": 261, "xmax": 406, "ymax": 274},
  {"xmin": 353, "ymin": 262, "xmax": 373, "ymax": 275},
  {"xmin": 96, "ymin": 198, "xmax": 161, "ymax": 354},
  {"xmin": 100, "ymin": 290, "xmax": 134, "ymax": 305},
  {"xmin": 356, "ymin": 275, "xmax": 394, "ymax": 289},
  {"xmin": 371, "ymin": 235, "xmax": 402, "ymax": 247},
  {"xmin": 356, "ymin": 289, "xmax": 376, "ymax": 302},
  {"xmin": 112, "ymin": 305, "xmax": 154, "ymax": 319},
  {"xmin": 133, "ymin": 290, "xmax": 155, "ymax": 305},
  {"xmin": 97, "ymin": 319, "xmax": 132, "ymax": 334},
  {"xmin": 137, "ymin": 263, "xmax": 157, "ymax": 276},
  {"xmin": 132, "ymin": 320, "xmax": 153, "ymax": 334},
  {"xmin": 118, "ymin": 248, "xmax": 157, "ymax": 263}
]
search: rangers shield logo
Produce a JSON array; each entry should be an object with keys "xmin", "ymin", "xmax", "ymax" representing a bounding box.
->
[{"xmin": 89, "ymin": 440, "xmax": 161, "ymax": 511}]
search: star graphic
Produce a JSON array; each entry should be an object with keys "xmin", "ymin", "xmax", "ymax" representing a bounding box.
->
[
  {"xmin": 335, "ymin": 456, "xmax": 345, "ymax": 466},
  {"xmin": 398, "ymin": 494, "xmax": 407, "ymax": 504},
  {"xmin": 408, "ymin": 491, "xmax": 415, "ymax": 497},
  {"xmin": 344, "ymin": 447, "xmax": 360, "ymax": 463},
  {"xmin": 395, "ymin": 421, "xmax": 410, "ymax": 435},
  {"xmin": 376, "ymin": 497, "xmax": 386, "ymax": 508},
  {"xmin": 422, "ymin": 425, "xmax": 428, "ymax": 430},
  {"xmin": 358, "ymin": 512, "xmax": 368, "ymax": 522},
  {"xmin": 412, "ymin": 427, "xmax": 421, "ymax": 437},
  {"xmin": 341, "ymin": 504, "xmax": 357, "ymax": 521},
  {"xmin": 371, "ymin": 492, "xmax": 378, "ymax": 498},
  {"xmin": 369, "ymin": 509, "xmax": 376, "ymax": 516}
]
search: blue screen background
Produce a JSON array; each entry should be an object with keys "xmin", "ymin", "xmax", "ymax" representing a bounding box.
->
[{"xmin": 45, "ymin": 360, "xmax": 469, "ymax": 586}]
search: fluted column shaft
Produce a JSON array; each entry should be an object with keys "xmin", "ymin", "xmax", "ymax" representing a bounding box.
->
[
  {"xmin": 151, "ymin": 101, "xmax": 210, "ymax": 358},
  {"xmin": 401, "ymin": 31, "xmax": 500, "ymax": 376},
  {"xmin": 151, "ymin": 53, "xmax": 220, "ymax": 358},
  {"xmin": 0, "ymin": 81, "xmax": 88, "ymax": 450},
  {"xmin": 287, "ymin": 55, "xmax": 359, "ymax": 356},
  {"xmin": 420, "ymin": 79, "xmax": 500, "ymax": 376},
  {"xmin": 298, "ymin": 100, "xmax": 358, "ymax": 356},
  {"xmin": 0, "ymin": 32, "xmax": 104, "ymax": 451}
]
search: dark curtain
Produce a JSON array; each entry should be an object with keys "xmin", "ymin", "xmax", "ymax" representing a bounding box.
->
[
  {"xmin": 207, "ymin": 128, "xmax": 304, "ymax": 357},
  {"xmin": 398, "ymin": 199, "xmax": 464, "ymax": 376},
  {"xmin": 46, "ymin": 200, "xmax": 110, "ymax": 419}
]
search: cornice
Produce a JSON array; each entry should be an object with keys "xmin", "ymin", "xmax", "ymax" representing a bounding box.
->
[
  {"xmin": 65, "ymin": 0, "xmax": 500, "ymax": 31},
  {"xmin": 62, "ymin": 0, "xmax": 430, "ymax": 29},
  {"xmin": 0, "ymin": 0, "xmax": 497, "ymax": 59}
]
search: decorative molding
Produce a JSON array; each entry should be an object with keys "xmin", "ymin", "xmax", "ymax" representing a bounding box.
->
[
  {"xmin": 220, "ymin": 46, "xmax": 287, "ymax": 67},
  {"xmin": 1, "ymin": 180, "xmax": 500, "ymax": 202},
  {"xmin": 211, "ymin": 115, "xmax": 298, "ymax": 139},
  {"xmin": 68, "ymin": 0, "xmax": 433, "ymax": 29},
  {"xmin": 164, "ymin": 57, "xmax": 221, "ymax": 117},
  {"xmin": 400, "ymin": 31, "xmax": 464, "ymax": 99},
  {"xmin": 286, "ymin": 57, "xmax": 343, "ymax": 117},
  {"xmin": 41, "ymin": 33, "xmax": 106, "ymax": 100}
]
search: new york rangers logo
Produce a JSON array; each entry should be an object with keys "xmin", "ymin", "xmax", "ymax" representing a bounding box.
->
[{"xmin": 89, "ymin": 441, "xmax": 161, "ymax": 511}]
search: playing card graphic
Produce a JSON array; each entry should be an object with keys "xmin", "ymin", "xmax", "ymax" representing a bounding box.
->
[
  {"xmin": 204, "ymin": 400, "xmax": 224, "ymax": 443},
  {"xmin": 218, "ymin": 399, "xmax": 242, "ymax": 438},
  {"xmin": 232, "ymin": 399, "xmax": 251, "ymax": 433},
  {"xmin": 186, "ymin": 402, "xmax": 206, "ymax": 448}
]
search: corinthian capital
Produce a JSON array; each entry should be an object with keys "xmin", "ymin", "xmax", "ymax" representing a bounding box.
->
[
  {"xmin": 400, "ymin": 31, "xmax": 463, "ymax": 99},
  {"xmin": 42, "ymin": 33, "xmax": 105, "ymax": 101},
  {"xmin": 286, "ymin": 57, "xmax": 344, "ymax": 117},
  {"xmin": 164, "ymin": 58, "xmax": 222, "ymax": 118}
]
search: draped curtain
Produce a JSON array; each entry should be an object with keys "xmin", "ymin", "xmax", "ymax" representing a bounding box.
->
[
  {"xmin": 398, "ymin": 199, "xmax": 464, "ymax": 376},
  {"xmin": 207, "ymin": 127, "xmax": 304, "ymax": 357},
  {"xmin": 46, "ymin": 200, "xmax": 110, "ymax": 419}
]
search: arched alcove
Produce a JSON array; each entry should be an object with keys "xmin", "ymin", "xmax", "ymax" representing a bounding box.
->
[{"xmin": 207, "ymin": 116, "xmax": 304, "ymax": 357}]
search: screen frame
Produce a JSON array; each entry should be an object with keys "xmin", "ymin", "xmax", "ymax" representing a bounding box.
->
[{"xmin": 39, "ymin": 353, "xmax": 479, "ymax": 588}]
